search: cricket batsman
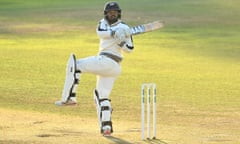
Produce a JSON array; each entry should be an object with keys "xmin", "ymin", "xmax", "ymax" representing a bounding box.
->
[{"xmin": 55, "ymin": 1, "xmax": 134, "ymax": 136}]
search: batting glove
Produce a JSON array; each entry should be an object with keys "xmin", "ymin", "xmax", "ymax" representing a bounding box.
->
[{"xmin": 114, "ymin": 28, "xmax": 126, "ymax": 42}]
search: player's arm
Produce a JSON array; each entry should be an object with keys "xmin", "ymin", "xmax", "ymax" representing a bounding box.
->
[
  {"xmin": 113, "ymin": 26, "xmax": 134, "ymax": 53},
  {"xmin": 96, "ymin": 20, "xmax": 114, "ymax": 38},
  {"xmin": 119, "ymin": 36, "xmax": 134, "ymax": 53}
]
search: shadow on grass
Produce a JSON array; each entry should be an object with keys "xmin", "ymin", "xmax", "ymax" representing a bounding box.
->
[
  {"xmin": 105, "ymin": 136, "xmax": 168, "ymax": 144},
  {"xmin": 143, "ymin": 138, "xmax": 168, "ymax": 144},
  {"xmin": 105, "ymin": 136, "xmax": 132, "ymax": 144}
]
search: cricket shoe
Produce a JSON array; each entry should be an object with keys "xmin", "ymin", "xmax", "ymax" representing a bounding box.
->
[
  {"xmin": 102, "ymin": 125, "xmax": 112, "ymax": 137},
  {"xmin": 55, "ymin": 97, "xmax": 77, "ymax": 106}
]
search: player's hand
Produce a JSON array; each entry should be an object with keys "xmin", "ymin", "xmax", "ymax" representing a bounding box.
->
[
  {"xmin": 114, "ymin": 27, "xmax": 132, "ymax": 44},
  {"xmin": 114, "ymin": 28, "xmax": 126, "ymax": 42},
  {"xmin": 118, "ymin": 41, "xmax": 126, "ymax": 47},
  {"xmin": 115, "ymin": 27, "xmax": 132, "ymax": 38},
  {"xmin": 124, "ymin": 27, "xmax": 132, "ymax": 38}
]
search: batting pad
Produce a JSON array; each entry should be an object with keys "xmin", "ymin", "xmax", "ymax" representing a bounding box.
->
[{"xmin": 61, "ymin": 53, "xmax": 77, "ymax": 102}]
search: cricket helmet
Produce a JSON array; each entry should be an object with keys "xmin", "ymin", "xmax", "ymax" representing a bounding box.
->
[{"xmin": 104, "ymin": 1, "xmax": 121, "ymax": 19}]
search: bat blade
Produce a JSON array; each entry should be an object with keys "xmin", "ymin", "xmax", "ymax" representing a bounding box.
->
[{"xmin": 131, "ymin": 20, "xmax": 164, "ymax": 35}]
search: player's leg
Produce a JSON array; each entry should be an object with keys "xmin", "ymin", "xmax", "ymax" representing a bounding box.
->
[
  {"xmin": 94, "ymin": 89, "xmax": 113, "ymax": 136},
  {"xmin": 94, "ymin": 76, "xmax": 117, "ymax": 136},
  {"xmin": 55, "ymin": 54, "xmax": 81, "ymax": 106},
  {"xmin": 55, "ymin": 55, "xmax": 120, "ymax": 106},
  {"xmin": 76, "ymin": 55, "xmax": 121, "ymax": 76}
]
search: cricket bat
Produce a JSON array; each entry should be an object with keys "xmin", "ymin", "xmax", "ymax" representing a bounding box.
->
[{"xmin": 130, "ymin": 20, "xmax": 164, "ymax": 35}]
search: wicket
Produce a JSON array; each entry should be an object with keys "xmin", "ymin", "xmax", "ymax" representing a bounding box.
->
[{"xmin": 141, "ymin": 83, "xmax": 157, "ymax": 140}]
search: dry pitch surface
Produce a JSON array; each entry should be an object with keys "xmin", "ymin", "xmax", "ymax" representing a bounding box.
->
[{"xmin": 1, "ymin": 106, "xmax": 239, "ymax": 144}]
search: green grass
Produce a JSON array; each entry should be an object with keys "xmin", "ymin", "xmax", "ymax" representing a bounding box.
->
[
  {"xmin": 1, "ymin": 0, "xmax": 239, "ymax": 114},
  {"xmin": 0, "ymin": 0, "xmax": 240, "ymax": 143}
]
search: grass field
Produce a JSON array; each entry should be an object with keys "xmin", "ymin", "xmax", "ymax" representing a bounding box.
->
[{"xmin": 0, "ymin": 0, "xmax": 240, "ymax": 143}]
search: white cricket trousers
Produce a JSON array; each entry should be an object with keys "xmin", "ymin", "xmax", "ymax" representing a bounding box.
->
[{"xmin": 76, "ymin": 55, "xmax": 121, "ymax": 99}]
